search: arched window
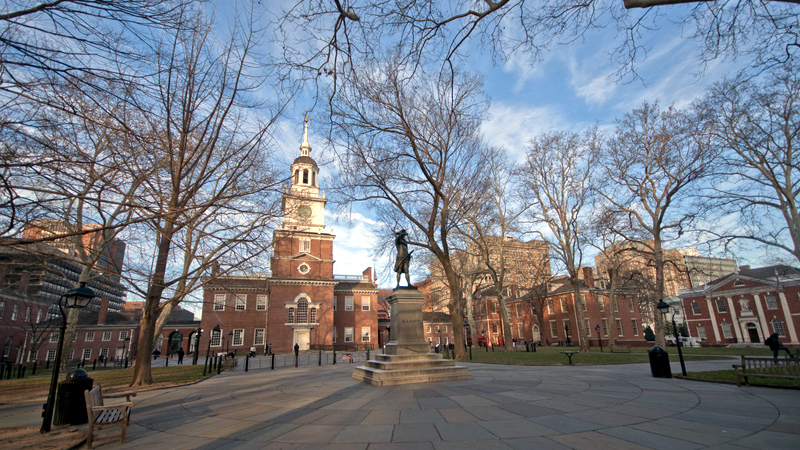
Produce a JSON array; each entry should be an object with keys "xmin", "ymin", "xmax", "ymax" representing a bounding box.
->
[
  {"xmin": 296, "ymin": 298, "xmax": 308, "ymax": 323},
  {"xmin": 772, "ymin": 318, "xmax": 786, "ymax": 337},
  {"xmin": 287, "ymin": 307, "xmax": 294, "ymax": 324},
  {"xmin": 303, "ymin": 169, "xmax": 309, "ymax": 184},
  {"xmin": 312, "ymin": 170, "xmax": 316, "ymax": 186},
  {"xmin": 294, "ymin": 170, "xmax": 299, "ymax": 184}
]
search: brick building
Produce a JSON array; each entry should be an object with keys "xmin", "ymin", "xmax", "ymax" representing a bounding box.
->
[
  {"xmin": 679, "ymin": 265, "xmax": 800, "ymax": 346},
  {"xmin": 199, "ymin": 120, "xmax": 378, "ymax": 355},
  {"xmin": 472, "ymin": 267, "xmax": 649, "ymax": 348}
]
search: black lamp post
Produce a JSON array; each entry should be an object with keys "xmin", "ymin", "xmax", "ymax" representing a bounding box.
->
[
  {"xmin": 192, "ymin": 328, "xmax": 202, "ymax": 365},
  {"xmin": 41, "ymin": 282, "xmax": 95, "ymax": 433},
  {"xmin": 595, "ymin": 324, "xmax": 603, "ymax": 352},
  {"xmin": 227, "ymin": 331, "xmax": 233, "ymax": 355},
  {"xmin": 203, "ymin": 324, "xmax": 220, "ymax": 376},
  {"xmin": 463, "ymin": 321, "xmax": 472, "ymax": 360},
  {"xmin": 123, "ymin": 336, "xmax": 130, "ymax": 368},
  {"xmin": 657, "ymin": 299, "xmax": 687, "ymax": 377}
]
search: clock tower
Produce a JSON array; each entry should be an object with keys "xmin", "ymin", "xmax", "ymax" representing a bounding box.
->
[
  {"xmin": 281, "ymin": 116, "xmax": 326, "ymax": 233},
  {"xmin": 269, "ymin": 116, "xmax": 336, "ymax": 351}
]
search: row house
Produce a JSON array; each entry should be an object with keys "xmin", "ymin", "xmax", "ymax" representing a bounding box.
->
[
  {"xmin": 423, "ymin": 312, "xmax": 455, "ymax": 348},
  {"xmin": 473, "ymin": 267, "xmax": 649, "ymax": 348},
  {"xmin": 679, "ymin": 265, "xmax": 800, "ymax": 346}
]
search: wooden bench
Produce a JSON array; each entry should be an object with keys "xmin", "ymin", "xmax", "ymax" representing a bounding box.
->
[
  {"xmin": 732, "ymin": 355, "xmax": 800, "ymax": 387},
  {"xmin": 84, "ymin": 385, "xmax": 136, "ymax": 449},
  {"xmin": 560, "ymin": 351, "xmax": 578, "ymax": 365}
]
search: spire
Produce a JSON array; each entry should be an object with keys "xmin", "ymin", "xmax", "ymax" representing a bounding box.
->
[{"xmin": 300, "ymin": 114, "xmax": 311, "ymax": 157}]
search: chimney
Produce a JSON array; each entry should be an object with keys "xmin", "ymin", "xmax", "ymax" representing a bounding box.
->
[
  {"xmin": 582, "ymin": 267, "xmax": 595, "ymax": 288},
  {"xmin": 739, "ymin": 265, "xmax": 751, "ymax": 272},
  {"xmin": 97, "ymin": 298, "xmax": 109, "ymax": 325}
]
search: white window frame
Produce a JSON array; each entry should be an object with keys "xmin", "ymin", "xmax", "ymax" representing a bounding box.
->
[
  {"xmin": 631, "ymin": 320, "xmax": 639, "ymax": 336},
  {"xmin": 85, "ymin": 331, "xmax": 95, "ymax": 342},
  {"xmin": 99, "ymin": 348, "xmax": 109, "ymax": 359},
  {"xmin": 210, "ymin": 329, "xmax": 222, "ymax": 347},
  {"xmin": 361, "ymin": 326, "xmax": 370, "ymax": 342},
  {"xmin": 102, "ymin": 331, "xmax": 112, "ymax": 341},
  {"xmin": 24, "ymin": 306, "xmax": 30, "ymax": 322},
  {"xmin": 344, "ymin": 327, "xmax": 354, "ymax": 343},
  {"xmin": 598, "ymin": 299, "xmax": 605, "ymax": 313},
  {"xmin": 765, "ymin": 295, "xmax": 778, "ymax": 310},
  {"xmin": 721, "ymin": 321, "xmax": 733, "ymax": 338},
  {"xmin": 517, "ymin": 323, "xmax": 524, "ymax": 338},
  {"xmin": 772, "ymin": 318, "xmax": 786, "ymax": 337},
  {"xmin": 82, "ymin": 348, "xmax": 92, "ymax": 360},
  {"xmin": 257, "ymin": 295, "xmax": 267, "ymax": 311},
  {"xmin": 716, "ymin": 298, "xmax": 727, "ymax": 313},
  {"xmin": 214, "ymin": 294, "xmax": 225, "ymax": 311},
  {"xmin": 11, "ymin": 304, "xmax": 17, "ymax": 321},
  {"xmin": 300, "ymin": 238, "xmax": 311, "ymax": 253},
  {"xmin": 692, "ymin": 302, "xmax": 701, "ymax": 315},
  {"xmin": 233, "ymin": 329, "xmax": 244, "ymax": 346},
  {"xmin": 615, "ymin": 318, "xmax": 624, "ymax": 337},
  {"xmin": 332, "ymin": 327, "xmax": 337, "ymax": 343},
  {"xmin": 696, "ymin": 325, "xmax": 706, "ymax": 339},
  {"xmin": 549, "ymin": 320, "xmax": 558, "ymax": 338},
  {"xmin": 254, "ymin": 328, "xmax": 265, "ymax": 345},
  {"xmin": 345, "ymin": 296, "xmax": 354, "ymax": 311},
  {"xmin": 563, "ymin": 319, "xmax": 571, "ymax": 337},
  {"xmin": 601, "ymin": 318, "xmax": 609, "ymax": 337},
  {"xmin": 68, "ymin": 349, "xmax": 74, "ymax": 361},
  {"xmin": 547, "ymin": 299, "xmax": 554, "ymax": 314},
  {"xmin": 50, "ymin": 332, "xmax": 59, "ymax": 343},
  {"xmin": 119, "ymin": 330, "xmax": 129, "ymax": 341},
  {"xmin": 361, "ymin": 296, "xmax": 370, "ymax": 311},
  {"xmin": 46, "ymin": 349, "xmax": 56, "ymax": 361},
  {"xmin": 560, "ymin": 298, "xmax": 568, "ymax": 313},
  {"xmin": 235, "ymin": 294, "xmax": 247, "ymax": 311}
]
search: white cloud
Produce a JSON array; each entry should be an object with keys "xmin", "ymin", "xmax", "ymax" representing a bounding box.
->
[{"xmin": 481, "ymin": 103, "xmax": 572, "ymax": 162}]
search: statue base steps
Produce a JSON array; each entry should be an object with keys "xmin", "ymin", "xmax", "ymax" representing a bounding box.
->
[{"xmin": 353, "ymin": 353, "xmax": 472, "ymax": 386}]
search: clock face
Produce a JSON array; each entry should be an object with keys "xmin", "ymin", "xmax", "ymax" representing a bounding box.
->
[{"xmin": 298, "ymin": 205, "xmax": 312, "ymax": 219}]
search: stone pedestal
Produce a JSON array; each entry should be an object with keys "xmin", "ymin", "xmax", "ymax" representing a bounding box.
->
[
  {"xmin": 384, "ymin": 287, "xmax": 430, "ymax": 356},
  {"xmin": 353, "ymin": 287, "xmax": 471, "ymax": 386}
]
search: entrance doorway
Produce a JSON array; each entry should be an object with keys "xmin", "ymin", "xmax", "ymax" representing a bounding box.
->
[
  {"xmin": 532, "ymin": 325, "xmax": 540, "ymax": 343},
  {"xmin": 169, "ymin": 331, "xmax": 183, "ymax": 354},
  {"xmin": 294, "ymin": 329, "xmax": 310, "ymax": 350},
  {"xmin": 746, "ymin": 323, "xmax": 759, "ymax": 343}
]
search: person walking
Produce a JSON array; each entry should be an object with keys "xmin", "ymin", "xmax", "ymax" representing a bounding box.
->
[
  {"xmin": 765, "ymin": 333, "xmax": 795, "ymax": 359},
  {"xmin": 177, "ymin": 347, "xmax": 185, "ymax": 364}
]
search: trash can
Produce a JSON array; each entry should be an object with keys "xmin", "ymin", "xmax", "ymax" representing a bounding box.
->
[
  {"xmin": 648, "ymin": 345, "xmax": 672, "ymax": 378},
  {"xmin": 53, "ymin": 368, "xmax": 93, "ymax": 425}
]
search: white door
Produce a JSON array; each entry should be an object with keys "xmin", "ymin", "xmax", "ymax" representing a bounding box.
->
[
  {"xmin": 532, "ymin": 325, "xmax": 540, "ymax": 342},
  {"xmin": 294, "ymin": 329, "xmax": 310, "ymax": 350}
]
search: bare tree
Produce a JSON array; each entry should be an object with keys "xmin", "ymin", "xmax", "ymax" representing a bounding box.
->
[
  {"xmin": 521, "ymin": 129, "xmax": 599, "ymax": 351},
  {"xmin": 126, "ymin": 8, "xmax": 286, "ymax": 386},
  {"xmin": 329, "ymin": 57, "xmax": 488, "ymax": 359},
  {"xmin": 276, "ymin": 0, "xmax": 800, "ymax": 93},
  {"xmin": 455, "ymin": 148, "xmax": 531, "ymax": 351},
  {"xmin": 698, "ymin": 63, "xmax": 800, "ymax": 264},
  {"xmin": 595, "ymin": 101, "xmax": 713, "ymax": 344}
]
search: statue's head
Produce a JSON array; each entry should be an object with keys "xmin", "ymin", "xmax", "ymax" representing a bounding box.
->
[{"xmin": 395, "ymin": 228, "xmax": 407, "ymax": 237}]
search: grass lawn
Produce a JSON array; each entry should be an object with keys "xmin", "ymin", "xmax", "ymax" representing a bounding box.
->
[
  {"xmin": 688, "ymin": 369, "xmax": 800, "ymax": 389},
  {"xmin": 0, "ymin": 364, "xmax": 209, "ymax": 404},
  {"xmin": 459, "ymin": 345, "xmax": 731, "ymax": 365}
]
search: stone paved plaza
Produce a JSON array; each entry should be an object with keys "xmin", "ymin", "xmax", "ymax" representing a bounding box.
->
[{"xmin": 2, "ymin": 358, "xmax": 799, "ymax": 449}]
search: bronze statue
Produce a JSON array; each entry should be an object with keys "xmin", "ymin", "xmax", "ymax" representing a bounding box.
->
[{"xmin": 394, "ymin": 229, "xmax": 413, "ymax": 287}]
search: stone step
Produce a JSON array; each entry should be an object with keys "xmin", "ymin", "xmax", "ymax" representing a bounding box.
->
[
  {"xmin": 353, "ymin": 365, "xmax": 472, "ymax": 386},
  {"xmin": 372, "ymin": 353, "xmax": 444, "ymax": 363},
  {"xmin": 364, "ymin": 359, "xmax": 456, "ymax": 371}
]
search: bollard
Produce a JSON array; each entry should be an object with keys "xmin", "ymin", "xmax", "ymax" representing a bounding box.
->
[
  {"xmin": 366, "ymin": 348, "xmax": 370, "ymax": 361},
  {"xmin": 32, "ymin": 361, "xmax": 37, "ymax": 376},
  {"xmin": 491, "ymin": 344, "xmax": 494, "ymax": 352},
  {"xmin": 46, "ymin": 359, "xmax": 50, "ymax": 370},
  {"xmin": 333, "ymin": 349, "xmax": 336, "ymax": 365},
  {"xmin": 319, "ymin": 350, "xmax": 322, "ymax": 366},
  {"xmin": 0, "ymin": 364, "xmax": 4, "ymax": 379},
  {"xmin": 271, "ymin": 353, "xmax": 275, "ymax": 370},
  {"xmin": 533, "ymin": 342, "xmax": 537, "ymax": 352},
  {"xmin": 165, "ymin": 355, "xmax": 169, "ymax": 367},
  {"xmin": 92, "ymin": 359, "xmax": 97, "ymax": 370},
  {"xmin": 124, "ymin": 357, "xmax": 128, "ymax": 369},
  {"xmin": 21, "ymin": 365, "xmax": 26, "ymax": 378},
  {"xmin": 294, "ymin": 353, "xmax": 298, "ymax": 368},
  {"xmin": 245, "ymin": 355, "xmax": 249, "ymax": 372},
  {"xmin": 103, "ymin": 358, "xmax": 107, "ymax": 368},
  {"xmin": 217, "ymin": 357, "xmax": 222, "ymax": 374}
]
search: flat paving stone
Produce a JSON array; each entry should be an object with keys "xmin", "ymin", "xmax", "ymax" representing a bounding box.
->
[{"xmin": 5, "ymin": 358, "xmax": 800, "ymax": 450}]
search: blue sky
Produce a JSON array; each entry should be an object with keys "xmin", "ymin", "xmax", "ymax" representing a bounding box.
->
[{"xmin": 260, "ymin": 4, "xmax": 770, "ymax": 288}]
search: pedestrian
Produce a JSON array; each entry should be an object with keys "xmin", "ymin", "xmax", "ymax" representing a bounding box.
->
[
  {"xmin": 765, "ymin": 333, "xmax": 795, "ymax": 359},
  {"xmin": 294, "ymin": 343, "xmax": 299, "ymax": 356},
  {"xmin": 268, "ymin": 343, "xmax": 273, "ymax": 356},
  {"xmin": 177, "ymin": 347, "xmax": 185, "ymax": 364}
]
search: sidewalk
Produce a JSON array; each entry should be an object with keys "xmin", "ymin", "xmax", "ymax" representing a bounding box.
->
[{"xmin": 3, "ymin": 358, "xmax": 798, "ymax": 449}]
